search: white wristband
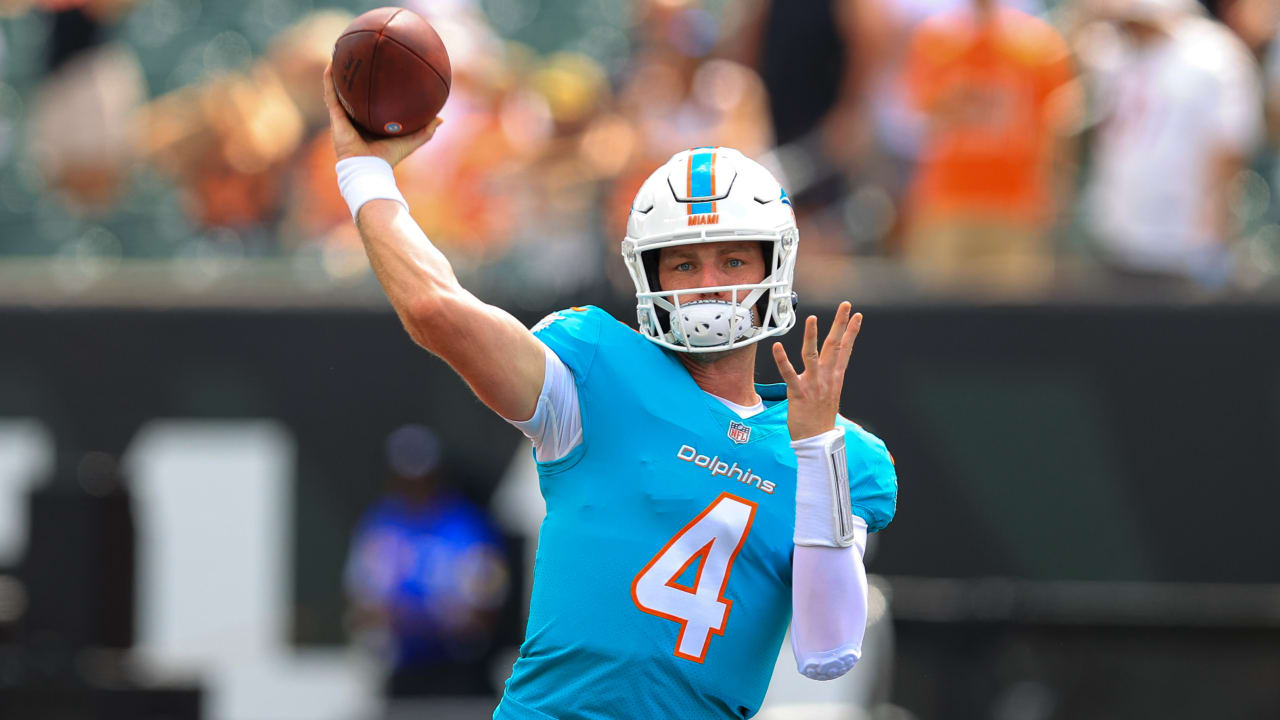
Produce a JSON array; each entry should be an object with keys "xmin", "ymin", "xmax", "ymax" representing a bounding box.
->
[
  {"xmin": 793, "ymin": 428, "xmax": 859, "ymax": 548},
  {"xmin": 336, "ymin": 156, "xmax": 408, "ymax": 220}
]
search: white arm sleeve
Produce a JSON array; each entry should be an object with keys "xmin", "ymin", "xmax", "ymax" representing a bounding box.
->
[
  {"xmin": 790, "ymin": 520, "xmax": 869, "ymax": 680},
  {"xmin": 503, "ymin": 342, "xmax": 583, "ymax": 463},
  {"xmin": 789, "ymin": 428, "xmax": 871, "ymax": 680}
]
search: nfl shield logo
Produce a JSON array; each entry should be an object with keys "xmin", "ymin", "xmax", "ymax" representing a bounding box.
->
[{"xmin": 728, "ymin": 421, "xmax": 751, "ymax": 445}]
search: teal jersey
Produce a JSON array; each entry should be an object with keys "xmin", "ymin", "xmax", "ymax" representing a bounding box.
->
[{"xmin": 495, "ymin": 306, "xmax": 897, "ymax": 720}]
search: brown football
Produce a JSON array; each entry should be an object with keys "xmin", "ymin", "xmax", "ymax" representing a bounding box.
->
[{"xmin": 331, "ymin": 7, "xmax": 451, "ymax": 137}]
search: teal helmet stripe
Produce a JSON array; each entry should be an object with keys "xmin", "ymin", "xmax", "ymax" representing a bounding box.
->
[{"xmin": 689, "ymin": 147, "xmax": 716, "ymax": 215}]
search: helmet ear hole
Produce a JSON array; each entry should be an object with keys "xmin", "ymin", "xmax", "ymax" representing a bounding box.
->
[
  {"xmin": 641, "ymin": 249, "xmax": 661, "ymax": 292},
  {"xmin": 640, "ymin": 249, "xmax": 671, "ymax": 334},
  {"xmin": 753, "ymin": 240, "xmax": 773, "ymax": 321}
]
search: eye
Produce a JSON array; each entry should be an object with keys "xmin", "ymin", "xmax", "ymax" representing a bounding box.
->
[
  {"xmin": 726, "ymin": 257, "xmax": 745, "ymax": 268},
  {"xmin": 675, "ymin": 262, "xmax": 694, "ymax": 272}
]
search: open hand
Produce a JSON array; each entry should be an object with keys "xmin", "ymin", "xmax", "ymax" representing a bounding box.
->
[
  {"xmin": 771, "ymin": 302, "xmax": 862, "ymax": 441},
  {"xmin": 323, "ymin": 63, "xmax": 442, "ymax": 166}
]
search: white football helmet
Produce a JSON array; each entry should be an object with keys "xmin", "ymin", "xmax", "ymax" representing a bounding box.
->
[{"xmin": 622, "ymin": 146, "xmax": 798, "ymax": 354}]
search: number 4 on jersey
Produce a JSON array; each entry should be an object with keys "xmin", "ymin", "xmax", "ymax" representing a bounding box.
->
[{"xmin": 631, "ymin": 492, "xmax": 757, "ymax": 663}]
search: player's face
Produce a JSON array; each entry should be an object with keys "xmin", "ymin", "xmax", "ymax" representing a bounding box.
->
[{"xmin": 656, "ymin": 242, "xmax": 766, "ymax": 303}]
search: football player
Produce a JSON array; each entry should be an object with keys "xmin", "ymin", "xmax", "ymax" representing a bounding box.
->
[{"xmin": 324, "ymin": 65, "xmax": 897, "ymax": 720}]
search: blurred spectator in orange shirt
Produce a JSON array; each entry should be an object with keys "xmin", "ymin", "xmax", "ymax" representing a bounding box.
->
[{"xmin": 903, "ymin": 0, "xmax": 1081, "ymax": 294}]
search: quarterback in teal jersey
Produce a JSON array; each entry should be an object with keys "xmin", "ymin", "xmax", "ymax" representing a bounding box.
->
[{"xmin": 325, "ymin": 67, "xmax": 896, "ymax": 720}]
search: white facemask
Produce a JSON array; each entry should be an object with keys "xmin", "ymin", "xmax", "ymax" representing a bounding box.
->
[{"xmin": 624, "ymin": 146, "xmax": 799, "ymax": 354}]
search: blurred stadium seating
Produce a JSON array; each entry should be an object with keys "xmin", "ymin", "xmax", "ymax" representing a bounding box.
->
[{"xmin": 4, "ymin": 1, "xmax": 1280, "ymax": 719}]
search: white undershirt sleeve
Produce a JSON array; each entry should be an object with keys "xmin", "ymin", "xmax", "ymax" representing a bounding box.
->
[
  {"xmin": 790, "ymin": 519, "xmax": 869, "ymax": 680},
  {"xmin": 503, "ymin": 342, "xmax": 583, "ymax": 463}
]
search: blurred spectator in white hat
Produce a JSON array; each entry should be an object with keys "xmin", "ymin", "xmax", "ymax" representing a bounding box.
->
[{"xmin": 1078, "ymin": 0, "xmax": 1264, "ymax": 289}]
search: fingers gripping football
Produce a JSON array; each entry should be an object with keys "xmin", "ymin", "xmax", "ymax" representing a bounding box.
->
[
  {"xmin": 323, "ymin": 63, "xmax": 442, "ymax": 166},
  {"xmin": 771, "ymin": 302, "xmax": 862, "ymax": 441}
]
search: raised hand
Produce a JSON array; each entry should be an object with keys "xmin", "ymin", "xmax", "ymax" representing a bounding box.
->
[
  {"xmin": 323, "ymin": 63, "xmax": 442, "ymax": 166},
  {"xmin": 770, "ymin": 301, "xmax": 863, "ymax": 441}
]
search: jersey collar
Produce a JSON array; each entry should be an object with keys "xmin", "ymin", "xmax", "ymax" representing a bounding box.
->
[
  {"xmin": 661, "ymin": 349, "xmax": 791, "ymax": 443},
  {"xmin": 755, "ymin": 382, "xmax": 788, "ymax": 406},
  {"xmin": 698, "ymin": 381, "xmax": 789, "ymax": 445}
]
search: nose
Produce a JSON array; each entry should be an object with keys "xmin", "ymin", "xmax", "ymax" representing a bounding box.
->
[{"xmin": 689, "ymin": 265, "xmax": 733, "ymax": 302}]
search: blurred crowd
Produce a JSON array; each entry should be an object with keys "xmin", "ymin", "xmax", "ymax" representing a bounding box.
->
[{"xmin": 3, "ymin": 0, "xmax": 1280, "ymax": 298}]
